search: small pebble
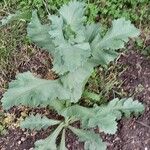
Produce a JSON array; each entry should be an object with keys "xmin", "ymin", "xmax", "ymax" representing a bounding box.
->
[
  {"xmin": 21, "ymin": 137, "xmax": 26, "ymax": 141},
  {"xmin": 18, "ymin": 141, "xmax": 21, "ymax": 145},
  {"xmin": 114, "ymin": 137, "xmax": 120, "ymax": 141},
  {"xmin": 67, "ymin": 144, "xmax": 71, "ymax": 148}
]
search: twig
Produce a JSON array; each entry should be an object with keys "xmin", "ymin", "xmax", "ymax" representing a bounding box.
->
[{"xmin": 136, "ymin": 120, "xmax": 150, "ymax": 129}]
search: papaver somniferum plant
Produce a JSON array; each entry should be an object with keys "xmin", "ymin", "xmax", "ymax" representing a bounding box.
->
[{"xmin": 1, "ymin": 1, "xmax": 144, "ymax": 149}]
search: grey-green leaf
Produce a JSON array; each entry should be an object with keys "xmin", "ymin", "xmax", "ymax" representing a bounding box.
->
[
  {"xmin": 1, "ymin": 72, "xmax": 70, "ymax": 110},
  {"xmin": 20, "ymin": 114, "xmax": 61, "ymax": 131},
  {"xmin": 61, "ymin": 64, "xmax": 93, "ymax": 102},
  {"xmin": 69, "ymin": 126, "xmax": 106, "ymax": 150},
  {"xmin": 27, "ymin": 10, "xmax": 55, "ymax": 53},
  {"xmin": 0, "ymin": 11, "xmax": 31, "ymax": 27},
  {"xmin": 52, "ymin": 43, "xmax": 91, "ymax": 75},
  {"xmin": 82, "ymin": 90, "xmax": 100, "ymax": 102},
  {"xmin": 34, "ymin": 123, "xmax": 64, "ymax": 150},
  {"xmin": 59, "ymin": 0, "xmax": 86, "ymax": 31},
  {"xmin": 88, "ymin": 112, "xmax": 118, "ymax": 134},
  {"xmin": 111, "ymin": 98, "xmax": 145, "ymax": 117},
  {"xmin": 91, "ymin": 18, "xmax": 140, "ymax": 67},
  {"xmin": 85, "ymin": 23, "xmax": 101, "ymax": 43},
  {"xmin": 91, "ymin": 49, "xmax": 118, "ymax": 68},
  {"xmin": 90, "ymin": 98, "xmax": 144, "ymax": 134},
  {"xmin": 63, "ymin": 98, "xmax": 144, "ymax": 134},
  {"xmin": 98, "ymin": 18, "xmax": 140, "ymax": 50},
  {"xmin": 48, "ymin": 15, "xmax": 65, "ymax": 46},
  {"xmin": 63, "ymin": 105, "xmax": 118, "ymax": 134}
]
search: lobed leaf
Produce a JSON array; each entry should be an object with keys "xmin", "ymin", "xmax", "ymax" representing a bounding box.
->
[
  {"xmin": 88, "ymin": 109, "xmax": 118, "ymax": 134},
  {"xmin": 48, "ymin": 15, "xmax": 65, "ymax": 46},
  {"xmin": 85, "ymin": 23, "xmax": 101, "ymax": 43},
  {"xmin": 107, "ymin": 98, "xmax": 145, "ymax": 118},
  {"xmin": 52, "ymin": 43, "xmax": 91, "ymax": 75},
  {"xmin": 90, "ymin": 49, "xmax": 118, "ymax": 68},
  {"xmin": 1, "ymin": 72, "xmax": 70, "ymax": 110},
  {"xmin": 59, "ymin": 0, "xmax": 86, "ymax": 31},
  {"xmin": 2, "ymin": 69, "xmax": 94, "ymax": 109},
  {"xmin": 91, "ymin": 18, "xmax": 140, "ymax": 67},
  {"xmin": 34, "ymin": 123, "xmax": 64, "ymax": 150},
  {"xmin": 61, "ymin": 64, "xmax": 93, "ymax": 102},
  {"xmin": 97, "ymin": 18, "xmax": 140, "ymax": 50},
  {"xmin": 20, "ymin": 114, "xmax": 61, "ymax": 131},
  {"xmin": 63, "ymin": 98, "xmax": 144, "ymax": 134},
  {"xmin": 69, "ymin": 126, "xmax": 106, "ymax": 150},
  {"xmin": 27, "ymin": 10, "xmax": 55, "ymax": 53}
]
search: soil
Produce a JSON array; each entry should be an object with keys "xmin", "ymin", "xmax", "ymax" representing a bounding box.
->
[
  {"xmin": 102, "ymin": 51, "xmax": 150, "ymax": 150},
  {"xmin": 0, "ymin": 47, "xmax": 150, "ymax": 149}
]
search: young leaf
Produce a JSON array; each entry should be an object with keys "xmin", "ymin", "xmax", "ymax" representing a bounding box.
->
[
  {"xmin": 34, "ymin": 122, "xmax": 64, "ymax": 150},
  {"xmin": 83, "ymin": 90, "xmax": 101, "ymax": 102},
  {"xmin": 59, "ymin": 0, "xmax": 86, "ymax": 31},
  {"xmin": 48, "ymin": 99, "xmax": 66, "ymax": 114},
  {"xmin": 20, "ymin": 114, "xmax": 61, "ymax": 131},
  {"xmin": 69, "ymin": 126, "xmax": 106, "ymax": 150},
  {"xmin": 1, "ymin": 72, "xmax": 70, "ymax": 110},
  {"xmin": 27, "ymin": 10, "xmax": 55, "ymax": 53}
]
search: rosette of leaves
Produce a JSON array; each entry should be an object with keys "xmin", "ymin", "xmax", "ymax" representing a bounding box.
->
[{"xmin": 1, "ymin": 1, "xmax": 144, "ymax": 150}]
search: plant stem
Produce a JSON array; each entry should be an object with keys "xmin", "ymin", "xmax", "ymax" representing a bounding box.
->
[{"xmin": 48, "ymin": 122, "xmax": 65, "ymax": 141}]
